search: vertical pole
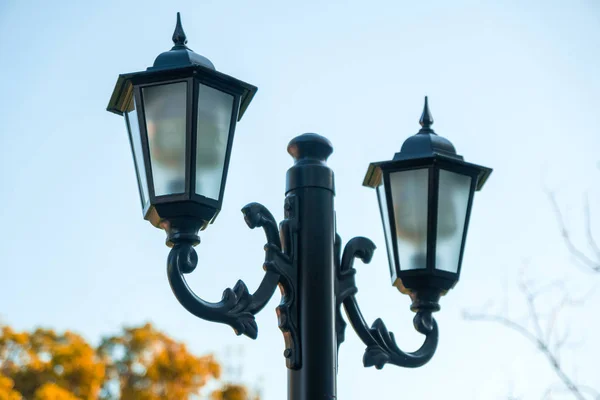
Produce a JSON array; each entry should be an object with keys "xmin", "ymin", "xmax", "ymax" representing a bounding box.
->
[{"xmin": 285, "ymin": 133, "xmax": 337, "ymax": 400}]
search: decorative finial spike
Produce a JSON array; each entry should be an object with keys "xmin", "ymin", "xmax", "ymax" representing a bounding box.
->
[
  {"xmin": 172, "ymin": 12, "xmax": 188, "ymax": 47},
  {"xmin": 419, "ymin": 96, "xmax": 434, "ymax": 129}
]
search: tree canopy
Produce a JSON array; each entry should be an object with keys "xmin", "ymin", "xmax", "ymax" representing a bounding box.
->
[{"xmin": 0, "ymin": 323, "xmax": 254, "ymax": 400}]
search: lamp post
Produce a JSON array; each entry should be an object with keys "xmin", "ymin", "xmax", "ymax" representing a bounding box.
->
[{"xmin": 107, "ymin": 14, "xmax": 492, "ymax": 400}]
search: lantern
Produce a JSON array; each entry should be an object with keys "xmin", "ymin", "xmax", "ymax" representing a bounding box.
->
[
  {"xmin": 106, "ymin": 13, "xmax": 257, "ymax": 243},
  {"xmin": 363, "ymin": 97, "xmax": 492, "ymax": 311}
]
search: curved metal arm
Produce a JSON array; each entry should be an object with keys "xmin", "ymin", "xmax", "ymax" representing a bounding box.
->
[
  {"xmin": 336, "ymin": 236, "xmax": 439, "ymax": 369},
  {"xmin": 167, "ymin": 203, "xmax": 285, "ymax": 339}
]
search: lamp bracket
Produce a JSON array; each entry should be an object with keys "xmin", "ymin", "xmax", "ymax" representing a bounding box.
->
[
  {"xmin": 166, "ymin": 202, "xmax": 286, "ymax": 339},
  {"xmin": 335, "ymin": 236, "xmax": 439, "ymax": 369},
  {"xmin": 166, "ymin": 201, "xmax": 302, "ymax": 369}
]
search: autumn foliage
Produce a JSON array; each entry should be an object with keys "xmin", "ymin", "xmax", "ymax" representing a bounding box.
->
[{"xmin": 0, "ymin": 323, "xmax": 254, "ymax": 399}]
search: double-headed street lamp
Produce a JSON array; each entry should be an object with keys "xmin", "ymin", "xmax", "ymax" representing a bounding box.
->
[{"xmin": 107, "ymin": 14, "xmax": 492, "ymax": 400}]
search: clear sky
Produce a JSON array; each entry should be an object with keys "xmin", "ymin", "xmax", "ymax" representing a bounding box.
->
[{"xmin": 1, "ymin": 0, "xmax": 599, "ymax": 399}]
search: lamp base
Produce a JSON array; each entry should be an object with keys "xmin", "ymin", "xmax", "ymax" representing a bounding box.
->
[
  {"xmin": 409, "ymin": 288, "xmax": 442, "ymax": 313},
  {"xmin": 162, "ymin": 217, "xmax": 203, "ymax": 247}
]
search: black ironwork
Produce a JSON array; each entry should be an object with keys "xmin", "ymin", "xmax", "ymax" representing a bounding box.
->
[
  {"xmin": 108, "ymin": 13, "xmax": 493, "ymax": 400},
  {"xmin": 166, "ymin": 203, "xmax": 287, "ymax": 339},
  {"xmin": 172, "ymin": 12, "xmax": 188, "ymax": 47},
  {"xmin": 274, "ymin": 194, "xmax": 300, "ymax": 370},
  {"xmin": 335, "ymin": 235, "xmax": 438, "ymax": 369},
  {"xmin": 163, "ymin": 133, "xmax": 443, "ymax": 399},
  {"xmin": 419, "ymin": 95, "xmax": 434, "ymax": 131}
]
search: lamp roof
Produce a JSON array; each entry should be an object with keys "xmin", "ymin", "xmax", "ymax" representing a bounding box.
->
[
  {"xmin": 362, "ymin": 97, "xmax": 492, "ymax": 191},
  {"xmin": 150, "ymin": 12, "xmax": 215, "ymax": 71},
  {"xmin": 106, "ymin": 13, "xmax": 257, "ymax": 121},
  {"xmin": 395, "ymin": 96, "xmax": 458, "ymax": 161}
]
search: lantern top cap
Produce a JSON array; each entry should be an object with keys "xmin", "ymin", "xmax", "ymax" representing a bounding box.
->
[
  {"xmin": 395, "ymin": 96, "xmax": 457, "ymax": 160},
  {"xmin": 150, "ymin": 12, "xmax": 215, "ymax": 71},
  {"xmin": 106, "ymin": 12, "xmax": 258, "ymax": 119},
  {"xmin": 362, "ymin": 96, "xmax": 492, "ymax": 191}
]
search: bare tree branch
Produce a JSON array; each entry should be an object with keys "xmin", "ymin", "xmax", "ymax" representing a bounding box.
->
[
  {"xmin": 579, "ymin": 386, "xmax": 600, "ymax": 400},
  {"xmin": 519, "ymin": 271, "xmax": 544, "ymax": 340},
  {"xmin": 545, "ymin": 291, "xmax": 570, "ymax": 345},
  {"xmin": 464, "ymin": 271, "xmax": 597, "ymax": 400},
  {"xmin": 546, "ymin": 190, "xmax": 600, "ymax": 273},
  {"xmin": 552, "ymin": 326, "xmax": 572, "ymax": 364},
  {"xmin": 462, "ymin": 311, "xmax": 541, "ymax": 349},
  {"xmin": 466, "ymin": 183, "xmax": 598, "ymax": 399},
  {"xmin": 464, "ymin": 309, "xmax": 587, "ymax": 400},
  {"xmin": 542, "ymin": 387, "xmax": 554, "ymax": 400},
  {"xmin": 541, "ymin": 384, "xmax": 600, "ymax": 400},
  {"xmin": 583, "ymin": 194, "xmax": 600, "ymax": 263}
]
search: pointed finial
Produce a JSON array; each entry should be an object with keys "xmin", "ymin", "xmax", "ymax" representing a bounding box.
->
[
  {"xmin": 172, "ymin": 12, "xmax": 188, "ymax": 47},
  {"xmin": 419, "ymin": 96, "xmax": 434, "ymax": 131}
]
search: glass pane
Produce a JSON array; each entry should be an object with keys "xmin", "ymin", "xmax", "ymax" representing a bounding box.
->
[
  {"xmin": 195, "ymin": 84, "xmax": 234, "ymax": 200},
  {"xmin": 435, "ymin": 169, "xmax": 472, "ymax": 273},
  {"xmin": 390, "ymin": 169, "xmax": 429, "ymax": 270},
  {"xmin": 125, "ymin": 97, "xmax": 149, "ymax": 209},
  {"xmin": 143, "ymin": 82, "xmax": 188, "ymax": 196},
  {"xmin": 377, "ymin": 184, "xmax": 396, "ymax": 279}
]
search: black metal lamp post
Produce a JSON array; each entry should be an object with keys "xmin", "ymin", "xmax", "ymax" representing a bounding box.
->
[{"xmin": 107, "ymin": 14, "xmax": 492, "ymax": 400}]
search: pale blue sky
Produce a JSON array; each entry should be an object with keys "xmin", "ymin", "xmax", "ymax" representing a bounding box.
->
[{"xmin": 1, "ymin": 1, "xmax": 599, "ymax": 399}]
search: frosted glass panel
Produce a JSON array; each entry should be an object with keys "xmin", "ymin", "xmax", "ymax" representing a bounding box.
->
[
  {"xmin": 125, "ymin": 98, "xmax": 149, "ymax": 209},
  {"xmin": 143, "ymin": 82, "xmax": 188, "ymax": 196},
  {"xmin": 435, "ymin": 170, "xmax": 472, "ymax": 273},
  {"xmin": 195, "ymin": 84, "xmax": 234, "ymax": 200},
  {"xmin": 390, "ymin": 169, "xmax": 429, "ymax": 270},
  {"xmin": 377, "ymin": 184, "xmax": 396, "ymax": 278}
]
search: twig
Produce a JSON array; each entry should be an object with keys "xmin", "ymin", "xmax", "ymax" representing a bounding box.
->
[
  {"xmin": 545, "ymin": 286, "xmax": 596, "ymax": 350},
  {"xmin": 463, "ymin": 311, "xmax": 587, "ymax": 400},
  {"xmin": 519, "ymin": 273, "xmax": 544, "ymax": 340},
  {"xmin": 546, "ymin": 190, "xmax": 600, "ymax": 273},
  {"xmin": 583, "ymin": 194, "xmax": 600, "ymax": 264},
  {"xmin": 542, "ymin": 383, "xmax": 600, "ymax": 400},
  {"xmin": 545, "ymin": 292, "xmax": 569, "ymax": 345}
]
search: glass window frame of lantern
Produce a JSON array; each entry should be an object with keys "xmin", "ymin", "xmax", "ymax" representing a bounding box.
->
[
  {"xmin": 116, "ymin": 66, "xmax": 248, "ymax": 228},
  {"xmin": 377, "ymin": 155, "xmax": 485, "ymax": 292},
  {"xmin": 124, "ymin": 96, "xmax": 150, "ymax": 211}
]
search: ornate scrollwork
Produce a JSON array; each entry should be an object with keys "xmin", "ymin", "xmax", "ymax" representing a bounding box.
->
[
  {"xmin": 274, "ymin": 194, "xmax": 300, "ymax": 370},
  {"xmin": 166, "ymin": 202, "xmax": 288, "ymax": 340},
  {"xmin": 336, "ymin": 236, "xmax": 439, "ymax": 369},
  {"xmin": 334, "ymin": 234, "xmax": 350, "ymax": 351}
]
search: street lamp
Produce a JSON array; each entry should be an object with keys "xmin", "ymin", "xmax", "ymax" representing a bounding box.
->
[
  {"xmin": 107, "ymin": 14, "xmax": 492, "ymax": 400},
  {"xmin": 107, "ymin": 13, "xmax": 257, "ymax": 239},
  {"xmin": 362, "ymin": 97, "xmax": 492, "ymax": 314}
]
